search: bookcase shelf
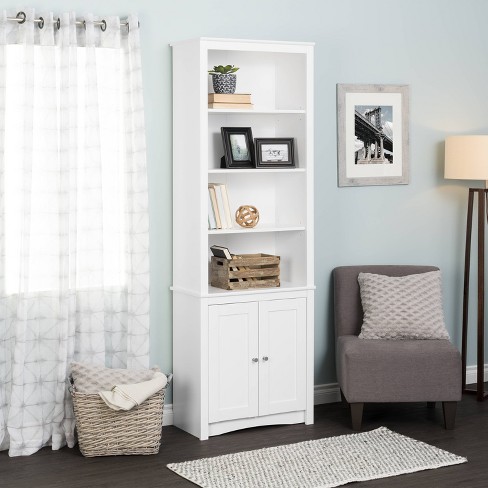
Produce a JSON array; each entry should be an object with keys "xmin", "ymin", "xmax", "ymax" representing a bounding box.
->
[
  {"xmin": 208, "ymin": 108, "xmax": 306, "ymax": 115},
  {"xmin": 172, "ymin": 37, "xmax": 314, "ymax": 441},
  {"xmin": 207, "ymin": 281, "xmax": 313, "ymax": 297},
  {"xmin": 208, "ymin": 224, "xmax": 306, "ymax": 235},
  {"xmin": 208, "ymin": 168, "xmax": 306, "ymax": 175}
]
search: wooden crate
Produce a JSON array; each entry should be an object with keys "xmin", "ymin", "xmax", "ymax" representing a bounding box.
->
[{"xmin": 210, "ymin": 253, "xmax": 280, "ymax": 290}]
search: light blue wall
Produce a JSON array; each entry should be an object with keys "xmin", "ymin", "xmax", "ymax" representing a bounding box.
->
[{"xmin": 5, "ymin": 0, "xmax": 488, "ymax": 394}]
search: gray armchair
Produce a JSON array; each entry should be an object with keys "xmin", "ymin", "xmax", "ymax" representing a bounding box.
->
[{"xmin": 333, "ymin": 265, "xmax": 461, "ymax": 430}]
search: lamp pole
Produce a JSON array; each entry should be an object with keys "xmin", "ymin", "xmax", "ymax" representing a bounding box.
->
[{"xmin": 462, "ymin": 188, "xmax": 488, "ymax": 401}]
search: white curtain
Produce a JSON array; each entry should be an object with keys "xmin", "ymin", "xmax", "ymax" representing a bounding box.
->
[{"xmin": 0, "ymin": 10, "xmax": 150, "ymax": 456}]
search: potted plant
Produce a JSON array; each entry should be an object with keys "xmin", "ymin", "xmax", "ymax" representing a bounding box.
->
[{"xmin": 208, "ymin": 65, "xmax": 239, "ymax": 94}]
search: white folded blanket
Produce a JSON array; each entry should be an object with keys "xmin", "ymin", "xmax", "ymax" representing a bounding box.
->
[{"xmin": 99, "ymin": 372, "xmax": 168, "ymax": 411}]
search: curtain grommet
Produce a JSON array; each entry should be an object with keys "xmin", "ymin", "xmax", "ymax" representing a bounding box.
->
[
  {"xmin": 16, "ymin": 11, "xmax": 26, "ymax": 24},
  {"xmin": 37, "ymin": 17, "xmax": 44, "ymax": 29},
  {"xmin": 83, "ymin": 20, "xmax": 86, "ymax": 30},
  {"xmin": 100, "ymin": 20, "xmax": 107, "ymax": 32},
  {"xmin": 126, "ymin": 21, "xmax": 139, "ymax": 33},
  {"xmin": 56, "ymin": 18, "xmax": 60, "ymax": 30}
]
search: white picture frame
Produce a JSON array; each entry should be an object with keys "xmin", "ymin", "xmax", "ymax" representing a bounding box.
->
[{"xmin": 337, "ymin": 84, "xmax": 410, "ymax": 187}]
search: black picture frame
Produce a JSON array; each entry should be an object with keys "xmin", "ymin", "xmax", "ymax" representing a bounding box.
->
[
  {"xmin": 221, "ymin": 127, "xmax": 255, "ymax": 169},
  {"xmin": 255, "ymin": 138, "xmax": 295, "ymax": 168}
]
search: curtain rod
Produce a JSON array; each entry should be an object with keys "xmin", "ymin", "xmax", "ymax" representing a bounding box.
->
[{"xmin": 7, "ymin": 11, "xmax": 136, "ymax": 31}]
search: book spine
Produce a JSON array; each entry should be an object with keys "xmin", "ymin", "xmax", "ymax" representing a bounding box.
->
[
  {"xmin": 208, "ymin": 190, "xmax": 217, "ymax": 229},
  {"xmin": 208, "ymin": 93, "xmax": 251, "ymax": 103},
  {"xmin": 208, "ymin": 186, "xmax": 222, "ymax": 229},
  {"xmin": 208, "ymin": 102, "xmax": 253, "ymax": 109},
  {"xmin": 211, "ymin": 183, "xmax": 230, "ymax": 229},
  {"xmin": 220, "ymin": 184, "xmax": 233, "ymax": 230}
]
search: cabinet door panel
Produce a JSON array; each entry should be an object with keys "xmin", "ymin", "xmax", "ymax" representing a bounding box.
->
[
  {"xmin": 259, "ymin": 298, "xmax": 306, "ymax": 416},
  {"xmin": 209, "ymin": 302, "xmax": 259, "ymax": 423}
]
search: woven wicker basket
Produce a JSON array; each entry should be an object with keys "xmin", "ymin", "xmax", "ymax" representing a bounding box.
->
[{"xmin": 71, "ymin": 386, "xmax": 166, "ymax": 457}]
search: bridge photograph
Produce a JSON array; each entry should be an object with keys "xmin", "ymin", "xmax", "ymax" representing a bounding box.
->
[
  {"xmin": 354, "ymin": 104, "xmax": 393, "ymax": 165},
  {"xmin": 337, "ymin": 83, "xmax": 409, "ymax": 187}
]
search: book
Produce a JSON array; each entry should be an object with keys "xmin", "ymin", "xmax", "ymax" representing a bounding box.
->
[
  {"xmin": 208, "ymin": 93, "xmax": 251, "ymax": 104},
  {"xmin": 208, "ymin": 186, "xmax": 222, "ymax": 229},
  {"xmin": 219, "ymin": 184, "xmax": 233, "ymax": 230},
  {"xmin": 209, "ymin": 183, "xmax": 231, "ymax": 229},
  {"xmin": 210, "ymin": 245, "xmax": 232, "ymax": 259},
  {"xmin": 208, "ymin": 102, "xmax": 253, "ymax": 109},
  {"xmin": 213, "ymin": 184, "xmax": 229, "ymax": 228},
  {"xmin": 208, "ymin": 190, "xmax": 217, "ymax": 229}
]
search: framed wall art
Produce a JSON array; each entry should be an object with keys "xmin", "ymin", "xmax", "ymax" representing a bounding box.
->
[
  {"xmin": 255, "ymin": 138, "xmax": 295, "ymax": 168},
  {"xmin": 337, "ymin": 84, "xmax": 409, "ymax": 187},
  {"xmin": 220, "ymin": 127, "xmax": 255, "ymax": 168}
]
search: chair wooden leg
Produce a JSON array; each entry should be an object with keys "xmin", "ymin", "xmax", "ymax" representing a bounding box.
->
[
  {"xmin": 442, "ymin": 401, "xmax": 457, "ymax": 430},
  {"xmin": 350, "ymin": 403, "xmax": 364, "ymax": 431},
  {"xmin": 427, "ymin": 402, "xmax": 436, "ymax": 409}
]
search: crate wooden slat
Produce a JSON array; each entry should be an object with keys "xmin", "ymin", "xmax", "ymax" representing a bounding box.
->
[
  {"xmin": 210, "ymin": 253, "xmax": 280, "ymax": 290},
  {"xmin": 229, "ymin": 267, "xmax": 280, "ymax": 279}
]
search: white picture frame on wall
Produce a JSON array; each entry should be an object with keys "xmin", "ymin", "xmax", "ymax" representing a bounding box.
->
[{"xmin": 337, "ymin": 84, "xmax": 409, "ymax": 187}]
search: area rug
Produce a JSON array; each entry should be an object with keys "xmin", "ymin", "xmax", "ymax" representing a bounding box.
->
[{"xmin": 167, "ymin": 427, "xmax": 466, "ymax": 488}]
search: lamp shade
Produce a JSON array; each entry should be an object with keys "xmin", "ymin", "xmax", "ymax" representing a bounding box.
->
[{"xmin": 445, "ymin": 135, "xmax": 488, "ymax": 180}]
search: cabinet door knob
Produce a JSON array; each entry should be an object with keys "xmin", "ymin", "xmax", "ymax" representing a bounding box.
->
[
  {"xmin": 262, "ymin": 356, "xmax": 269, "ymax": 362},
  {"xmin": 252, "ymin": 357, "xmax": 259, "ymax": 363}
]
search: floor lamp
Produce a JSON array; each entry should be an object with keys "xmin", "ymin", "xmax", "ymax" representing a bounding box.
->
[{"xmin": 445, "ymin": 135, "xmax": 488, "ymax": 401}]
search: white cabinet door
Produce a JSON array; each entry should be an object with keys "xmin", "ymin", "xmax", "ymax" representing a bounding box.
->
[
  {"xmin": 209, "ymin": 302, "xmax": 259, "ymax": 423},
  {"xmin": 258, "ymin": 298, "xmax": 307, "ymax": 416}
]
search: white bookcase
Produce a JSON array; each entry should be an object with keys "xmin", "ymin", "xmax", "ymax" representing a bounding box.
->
[{"xmin": 171, "ymin": 38, "xmax": 314, "ymax": 440}]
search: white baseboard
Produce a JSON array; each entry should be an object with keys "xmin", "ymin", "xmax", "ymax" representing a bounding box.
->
[
  {"xmin": 314, "ymin": 383, "xmax": 341, "ymax": 404},
  {"xmin": 164, "ymin": 367, "xmax": 488, "ymax": 427},
  {"xmin": 465, "ymin": 363, "xmax": 488, "ymax": 385},
  {"xmin": 163, "ymin": 404, "xmax": 174, "ymax": 426}
]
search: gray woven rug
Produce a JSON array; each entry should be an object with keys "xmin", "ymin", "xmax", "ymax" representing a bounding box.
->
[{"xmin": 167, "ymin": 427, "xmax": 466, "ymax": 488}]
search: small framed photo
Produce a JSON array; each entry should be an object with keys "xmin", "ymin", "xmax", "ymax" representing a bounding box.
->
[
  {"xmin": 255, "ymin": 138, "xmax": 295, "ymax": 168},
  {"xmin": 337, "ymin": 84, "xmax": 409, "ymax": 187},
  {"xmin": 221, "ymin": 127, "xmax": 255, "ymax": 168}
]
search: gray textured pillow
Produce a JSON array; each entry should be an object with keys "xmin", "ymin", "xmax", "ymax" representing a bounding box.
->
[
  {"xmin": 358, "ymin": 270, "xmax": 450, "ymax": 340},
  {"xmin": 70, "ymin": 362, "xmax": 160, "ymax": 393}
]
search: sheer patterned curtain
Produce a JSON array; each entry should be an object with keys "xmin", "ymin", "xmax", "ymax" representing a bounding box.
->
[{"xmin": 0, "ymin": 9, "xmax": 150, "ymax": 456}]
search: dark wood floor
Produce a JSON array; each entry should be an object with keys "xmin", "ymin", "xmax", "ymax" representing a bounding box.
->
[{"xmin": 1, "ymin": 391, "xmax": 487, "ymax": 488}]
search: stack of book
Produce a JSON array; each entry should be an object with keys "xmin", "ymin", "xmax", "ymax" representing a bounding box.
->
[
  {"xmin": 208, "ymin": 93, "xmax": 253, "ymax": 109},
  {"xmin": 208, "ymin": 183, "xmax": 233, "ymax": 229}
]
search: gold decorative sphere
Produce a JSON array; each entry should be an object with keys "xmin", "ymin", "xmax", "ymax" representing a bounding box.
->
[{"xmin": 235, "ymin": 205, "xmax": 260, "ymax": 228}]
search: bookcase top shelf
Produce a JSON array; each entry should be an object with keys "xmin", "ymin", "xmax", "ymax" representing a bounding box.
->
[{"xmin": 170, "ymin": 37, "xmax": 314, "ymax": 50}]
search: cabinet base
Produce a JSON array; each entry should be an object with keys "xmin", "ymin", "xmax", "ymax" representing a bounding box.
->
[{"xmin": 208, "ymin": 410, "xmax": 306, "ymax": 438}]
